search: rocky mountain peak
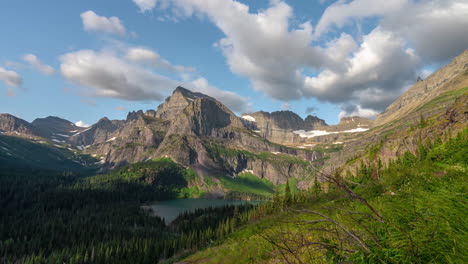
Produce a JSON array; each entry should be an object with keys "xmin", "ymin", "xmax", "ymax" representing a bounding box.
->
[
  {"xmin": 31, "ymin": 116, "xmax": 83, "ymax": 139},
  {"xmin": 167, "ymin": 97, "xmax": 244, "ymax": 137},
  {"xmin": 156, "ymin": 86, "xmax": 213, "ymax": 120},
  {"xmin": 304, "ymin": 115, "xmax": 327, "ymax": 129},
  {"xmin": 0, "ymin": 113, "xmax": 40, "ymax": 137},
  {"xmin": 126, "ymin": 110, "xmax": 144, "ymax": 121}
]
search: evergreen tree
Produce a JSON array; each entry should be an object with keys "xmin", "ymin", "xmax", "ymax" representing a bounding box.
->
[
  {"xmin": 284, "ymin": 179, "xmax": 292, "ymax": 208},
  {"xmin": 313, "ymin": 176, "xmax": 321, "ymax": 198}
]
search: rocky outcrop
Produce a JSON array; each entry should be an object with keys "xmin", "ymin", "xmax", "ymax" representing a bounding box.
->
[
  {"xmin": 376, "ymin": 49, "xmax": 468, "ymax": 126},
  {"xmin": 326, "ymin": 116, "xmax": 373, "ymax": 131},
  {"xmin": 0, "ymin": 114, "xmax": 42, "ymax": 138},
  {"xmin": 69, "ymin": 117, "xmax": 124, "ymax": 147}
]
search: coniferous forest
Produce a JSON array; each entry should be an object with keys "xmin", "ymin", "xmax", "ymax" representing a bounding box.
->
[{"xmin": 0, "ymin": 159, "xmax": 263, "ymax": 263}]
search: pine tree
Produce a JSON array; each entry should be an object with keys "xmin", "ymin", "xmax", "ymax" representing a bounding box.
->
[
  {"xmin": 313, "ymin": 176, "xmax": 321, "ymax": 198},
  {"xmin": 284, "ymin": 179, "xmax": 292, "ymax": 208}
]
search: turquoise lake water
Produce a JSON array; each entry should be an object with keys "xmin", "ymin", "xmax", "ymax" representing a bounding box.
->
[{"xmin": 147, "ymin": 199, "xmax": 257, "ymax": 223}]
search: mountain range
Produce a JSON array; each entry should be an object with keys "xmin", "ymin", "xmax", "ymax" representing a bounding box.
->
[{"xmin": 1, "ymin": 49, "xmax": 467, "ymax": 196}]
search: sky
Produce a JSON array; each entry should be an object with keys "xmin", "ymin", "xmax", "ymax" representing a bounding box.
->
[{"xmin": 1, "ymin": 0, "xmax": 467, "ymax": 126}]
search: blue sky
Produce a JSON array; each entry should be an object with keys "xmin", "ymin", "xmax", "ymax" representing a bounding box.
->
[{"xmin": 1, "ymin": 0, "xmax": 467, "ymax": 126}]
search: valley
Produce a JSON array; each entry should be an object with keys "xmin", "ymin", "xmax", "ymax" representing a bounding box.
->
[{"xmin": 1, "ymin": 44, "xmax": 467, "ymax": 264}]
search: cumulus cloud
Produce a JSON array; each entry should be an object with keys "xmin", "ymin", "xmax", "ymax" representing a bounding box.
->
[
  {"xmin": 22, "ymin": 54, "xmax": 54, "ymax": 75},
  {"xmin": 0, "ymin": 67, "xmax": 23, "ymax": 87},
  {"xmin": 314, "ymin": 0, "xmax": 406, "ymax": 37},
  {"xmin": 140, "ymin": 0, "xmax": 467, "ymax": 119},
  {"xmin": 304, "ymin": 27, "xmax": 421, "ymax": 111},
  {"xmin": 59, "ymin": 47, "xmax": 251, "ymax": 113},
  {"xmin": 339, "ymin": 105, "xmax": 379, "ymax": 120},
  {"xmin": 126, "ymin": 47, "xmax": 195, "ymax": 73},
  {"xmin": 132, "ymin": 0, "xmax": 158, "ymax": 12},
  {"xmin": 60, "ymin": 49, "xmax": 175, "ymax": 101},
  {"xmin": 75, "ymin": 121, "xmax": 90, "ymax": 127},
  {"xmin": 81, "ymin": 10, "xmax": 126, "ymax": 36},
  {"xmin": 381, "ymin": 0, "xmax": 468, "ymax": 62}
]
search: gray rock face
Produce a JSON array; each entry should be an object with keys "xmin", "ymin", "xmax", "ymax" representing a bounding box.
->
[
  {"xmin": 69, "ymin": 117, "xmax": 124, "ymax": 147},
  {"xmin": 328, "ymin": 116, "xmax": 373, "ymax": 131},
  {"xmin": 167, "ymin": 98, "xmax": 244, "ymax": 137},
  {"xmin": 0, "ymin": 114, "xmax": 41, "ymax": 138},
  {"xmin": 241, "ymin": 111, "xmax": 327, "ymax": 144},
  {"xmin": 376, "ymin": 49, "xmax": 468, "ymax": 126},
  {"xmin": 155, "ymin": 86, "xmax": 213, "ymax": 120}
]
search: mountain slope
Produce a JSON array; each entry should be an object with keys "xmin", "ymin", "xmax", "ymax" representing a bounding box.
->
[
  {"xmin": 32, "ymin": 116, "xmax": 85, "ymax": 141},
  {"xmin": 376, "ymin": 49, "xmax": 468, "ymax": 126},
  {"xmin": 0, "ymin": 135, "xmax": 97, "ymax": 171}
]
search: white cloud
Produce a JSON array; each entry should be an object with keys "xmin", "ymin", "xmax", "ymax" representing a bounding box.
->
[
  {"xmin": 132, "ymin": 0, "xmax": 158, "ymax": 12},
  {"xmin": 134, "ymin": 0, "xmax": 468, "ymax": 119},
  {"xmin": 0, "ymin": 67, "xmax": 23, "ymax": 87},
  {"xmin": 60, "ymin": 49, "xmax": 175, "ymax": 101},
  {"xmin": 381, "ymin": 0, "xmax": 468, "ymax": 62},
  {"xmin": 314, "ymin": 0, "xmax": 406, "ymax": 37},
  {"xmin": 304, "ymin": 27, "xmax": 420, "ymax": 110},
  {"xmin": 22, "ymin": 54, "xmax": 54, "ymax": 75},
  {"xmin": 186, "ymin": 77, "xmax": 251, "ymax": 113},
  {"xmin": 80, "ymin": 10, "xmax": 126, "ymax": 36},
  {"xmin": 59, "ymin": 47, "xmax": 251, "ymax": 113},
  {"xmin": 126, "ymin": 47, "xmax": 195, "ymax": 73},
  {"xmin": 339, "ymin": 105, "xmax": 379, "ymax": 120},
  {"xmin": 75, "ymin": 121, "xmax": 90, "ymax": 127}
]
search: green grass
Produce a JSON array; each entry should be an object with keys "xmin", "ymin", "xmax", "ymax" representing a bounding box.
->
[
  {"xmin": 218, "ymin": 173, "xmax": 275, "ymax": 197},
  {"xmin": 184, "ymin": 129, "xmax": 468, "ymax": 263},
  {"xmin": 416, "ymin": 86, "xmax": 468, "ymax": 111}
]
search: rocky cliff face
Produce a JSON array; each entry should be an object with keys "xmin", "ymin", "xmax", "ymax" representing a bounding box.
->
[
  {"xmin": 375, "ymin": 49, "xmax": 468, "ymax": 126},
  {"xmin": 241, "ymin": 111, "xmax": 327, "ymax": 144},
  {"xmin": 155, "ymin": 86, "xmax": 213, "ymax": 120},
  {"xmin": 69, "ymin": 117, "xmax": 124, "ymax": 147}
]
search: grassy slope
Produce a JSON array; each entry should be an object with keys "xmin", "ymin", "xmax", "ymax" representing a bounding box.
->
[{"xmin": 184, "ymin": 129, "xmax": 467, "ymax": 263}]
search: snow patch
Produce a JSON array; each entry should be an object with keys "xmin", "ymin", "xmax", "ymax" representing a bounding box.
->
[
  {"xmin": 55, "ymin": 133, "xmax": 70, "ymax": 137},
  {"xmin": 343, "ymin": 128, "xmax": 369, "ymax": 133},
  {"xmin": 52, "ymin": 139, "xmax": 64, "ymax": 143},
  {"xmin": 333, "ymin": 142, "xmax": 344, "ymax": 144},
  {"xmin": 241, "ymin": 115, "xmax": 256, "ymax": 122},
  {"xmin": 73, "ymin": 126, "xmax": 92, "ymax": 136},
  {"xmin": 293, "ymin": 130, "xmax": 336, "ymax": 138},
  {"xmin": 253, "ymin": 130, "xmax": 262, "ymax": 133},
  {"xmin": 293, "ymin": 128, "xmax": 369, "ymax": 138},
  {"xmin": 106, "ymin": 137, "xmax": 117, "ymax": 142},
  {"xmin": 271, "ymin": 152, "xmax": 281, "ymax": 155}
]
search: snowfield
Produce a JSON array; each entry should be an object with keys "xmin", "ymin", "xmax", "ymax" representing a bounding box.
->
[{"xmin": 293, "ymin": 128, "xmax": 369, "ymax": 138}]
